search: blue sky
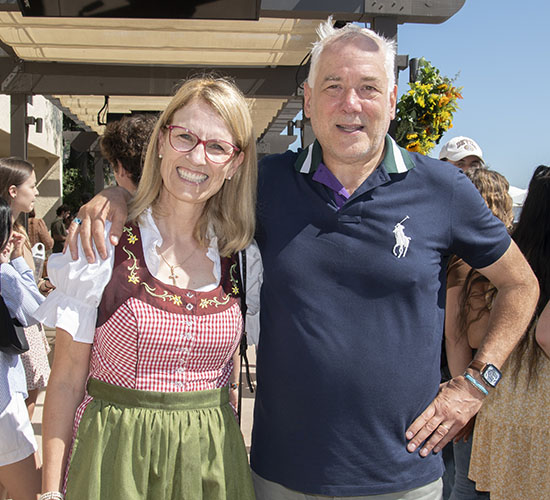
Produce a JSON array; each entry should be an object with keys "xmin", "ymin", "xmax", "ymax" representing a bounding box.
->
[{"xmin": 396, "ymin": 0, "xmax": 549, "ymax": 189}]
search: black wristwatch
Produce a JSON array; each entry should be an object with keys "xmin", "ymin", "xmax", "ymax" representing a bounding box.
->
[{"xmin": 468, "ymin": 360, "xmax": 502, "ymax": 388}]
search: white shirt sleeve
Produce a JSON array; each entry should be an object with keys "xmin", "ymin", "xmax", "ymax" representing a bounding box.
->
[
  {"xmin": 33, "ymin": 222, "xmax": 115, "ymax": 343},
  {"xmin": 244, "ymin": 240, "xmax": 263, "ymax": 345}
]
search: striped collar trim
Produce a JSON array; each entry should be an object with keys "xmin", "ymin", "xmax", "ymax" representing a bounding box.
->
[
  {"xmin": 383, "ymin": 135, "xmax": 416, "ymax": 173},
  {"xmin": 294, "ymin": 139, "xmax": 324, "ymax": 174},
  {"xmin": 294, "ymin": 135, "xmax": 416, "ymax": 174}
]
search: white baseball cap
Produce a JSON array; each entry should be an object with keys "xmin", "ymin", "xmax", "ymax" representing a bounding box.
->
[{"xmin": 439, "ymin": 136, "xmax": 484, "ymax": 163}]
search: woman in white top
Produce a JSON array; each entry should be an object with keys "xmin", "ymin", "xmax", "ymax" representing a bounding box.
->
[
  {"xmin": 0, "ymin": 197, "xmax": 43, "ymax": 500},
  {"xmin": 35, "ymin": 76, "xmax": 262, "ymax": 500}
]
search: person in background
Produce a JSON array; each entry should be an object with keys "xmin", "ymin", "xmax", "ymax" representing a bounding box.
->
[
  {"xmin": 50, "ymin": 204, "xmax": 70, "ymax": 253},
  {"xmin": 34, "ymin": 76, "xmax": 261, "ymax": 500},
  {"xmin": 100, "ymin": 113, "xmax": 157, "ymax": 194},
  {"xmin": 439, "ymin": 136, "xmax": 484, "ymax": 171},
  {"xmin": 438, "ymin": 135, "xmax": 486, "ymax": 497},
  {"xmin": 0, "ymin": 197, "xmax": 43, "ymax": 500},
  {"xmin": 0, "ymin": 157, "xmax": 51, "ymax": 420},
  {"xmin": 469, "ymin": 165, "xmax": 550, "ymax": 500},
  {"xmin": 444, "ymin": 168, "xmax": 514, "ymax": 500},
  {"xmin": 28, "ymin": 209, "xmax": 54, "ymax": 252}
]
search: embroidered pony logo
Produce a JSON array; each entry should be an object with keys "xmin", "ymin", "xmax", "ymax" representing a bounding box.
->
[{"xmin": 392, "ymin": 216, "xmax": 411, "ymax": 258}]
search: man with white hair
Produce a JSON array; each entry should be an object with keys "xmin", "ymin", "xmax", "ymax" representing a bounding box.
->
[
  {"xmin": 439, "ymin": 136, "xmax": 484, "ymax": 171},
  {"xmin": 249, "ymin": 21, "xmax": 537, "ymax": 500},
  {"xmin": 70, "ymin": 19, "xmax": 538, "ymax": 500}
]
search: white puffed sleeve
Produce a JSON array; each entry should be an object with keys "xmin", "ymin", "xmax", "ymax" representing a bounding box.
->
[
  {"xmin": 244, "ymin": 240, "xmax": 263, "ymax": 345},
  {"xmin": 33, "ymin": 222, "xmax": 115, "ymax": 343}
]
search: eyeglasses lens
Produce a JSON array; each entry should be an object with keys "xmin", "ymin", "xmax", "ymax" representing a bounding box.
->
[{"xmin": 169, "ymin": 127, "xmax": 234, "ymax": 163}]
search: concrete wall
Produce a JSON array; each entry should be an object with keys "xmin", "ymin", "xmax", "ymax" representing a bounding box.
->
[{"xmin": 0, "ymin": 95, "xmax": 63, "ymax": 226}]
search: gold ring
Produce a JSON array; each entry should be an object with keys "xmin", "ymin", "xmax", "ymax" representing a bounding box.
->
[{"xmin": 439, "ymin": 423, "xmax": 451, "ymax": 431}]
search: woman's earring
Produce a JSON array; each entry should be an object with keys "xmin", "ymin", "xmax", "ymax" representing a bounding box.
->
[{"xmin": 158, "ymin": 154, "xmax": 163, "ymax": 159}]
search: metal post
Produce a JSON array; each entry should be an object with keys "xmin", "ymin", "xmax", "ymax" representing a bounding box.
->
[
  {"xmin": 371, "ymin": 17, "xmax": 398, "ymax": 41},
  {"xmin": 10, "ymin": 94, "xmax": 28, "ymax": 159},
  {"xmin": 409, "ymin": 58, "xmax": 420, "ymax": 83},
  {"xmin": 92, "ymin": 140, "xmax": 105, "ymax": 194},
  {"xmin": 371, "ymin": 18, "xmax": 401, "ymax": 140}
]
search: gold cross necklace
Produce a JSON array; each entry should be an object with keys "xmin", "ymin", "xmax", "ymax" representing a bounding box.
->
[{"xmin": 158, "ymin": 247, "xmax": 197, "ymax": 286}]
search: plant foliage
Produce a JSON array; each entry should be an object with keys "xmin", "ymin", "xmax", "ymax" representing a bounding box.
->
[{"xmin": 395, "ymin": 58, "xmax": 463, "ymax": 155}]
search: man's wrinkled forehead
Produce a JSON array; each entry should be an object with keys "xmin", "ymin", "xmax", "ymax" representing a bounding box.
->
[
  {"xmin": 325, "ymin": 34, "xmax": 383, "ymax": 58},
  {"xmin": 315, "ymin": 35, "xmax": 388, "ymax": 88}
]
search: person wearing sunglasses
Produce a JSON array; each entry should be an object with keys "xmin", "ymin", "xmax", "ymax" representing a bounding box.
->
[{"xmin": 34, "ymin": 76, "xmax": 262, "ymax": 500}]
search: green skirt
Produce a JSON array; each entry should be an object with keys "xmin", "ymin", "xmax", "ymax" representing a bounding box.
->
[{"xmin": 65, "ymin": 379, "xmax": 255, "ymax": 500}]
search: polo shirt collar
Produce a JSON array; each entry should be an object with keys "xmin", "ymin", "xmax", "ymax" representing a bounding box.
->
[{"xmin": 294, "ymin": 134, "xmax": 416, "ymax": 175}]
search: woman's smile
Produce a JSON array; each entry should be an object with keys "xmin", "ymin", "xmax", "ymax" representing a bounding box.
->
[{"xmin": 176, "ymin": 166, "xmax": 208, "ymax": 184}]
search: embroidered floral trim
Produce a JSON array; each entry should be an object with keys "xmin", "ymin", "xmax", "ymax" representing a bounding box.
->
[
  {"xmin": 199, "ymin": 295, "xmax": 231, "ymax": 309},
  {"xmin": 121, "ymin": 225, "xmax": 240, "ymax": 311},
  {"xmin": 229, "ymin": 262, "xmax": 239, "ymax": 295},
  {"xmin": 123, "ymin": 246, "xmax": 141, "ymax": 284},
  {"xmin": 123, "ymin": 226, "xmax": 139, "ymax": 245},
  {"xmin": 141, "ymin": 282, "xmax": 183, "ymax": 305}
]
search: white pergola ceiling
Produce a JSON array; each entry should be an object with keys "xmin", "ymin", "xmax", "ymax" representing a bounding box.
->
[
  {"xmin": 51, "ymin": 94, "xmax": 289, "ymax": 136},
  {"xmin": 0, "ymin": 13, "xmax": 318, "ymax": 65},
  {"xmin": 0, "ymin": 11, "xmax": 321, "ymax": 137},
  {"xmin": 0, "ymin": 0, "xmax": 466, "ymax": 155}
]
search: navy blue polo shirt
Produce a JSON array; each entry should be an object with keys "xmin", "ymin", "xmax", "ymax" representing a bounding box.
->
[{"xmin": 250, "ymin": 135, "xmax": 511, "ymax": 496}]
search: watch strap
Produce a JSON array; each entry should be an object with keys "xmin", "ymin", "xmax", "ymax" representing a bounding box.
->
[
  {"xmin": 467, "ymin": 360, "xmax": 502, "ymax": 388},
  {"xmin": 468, "ymin": 360, "xmax": 486, "ymax": 372}
]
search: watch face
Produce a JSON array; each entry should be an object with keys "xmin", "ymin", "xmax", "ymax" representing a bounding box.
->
[{"xmin": 482, "ymin": 365, "xmax": 501, "ymax": 387}]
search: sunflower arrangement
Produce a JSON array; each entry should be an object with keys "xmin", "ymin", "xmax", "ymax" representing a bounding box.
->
[{"xmin": 395, "ymin": 58, "xmax": 463, "ymax": 155}]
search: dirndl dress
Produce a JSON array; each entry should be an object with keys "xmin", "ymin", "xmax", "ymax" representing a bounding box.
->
[{"xmin": 63, "ymin": 224, "xmax": 255, "ymax": 500}]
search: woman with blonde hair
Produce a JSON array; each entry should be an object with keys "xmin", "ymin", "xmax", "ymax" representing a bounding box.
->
[
  {"xmin": 444, "ymin": 167, "xmax": 513, "ymax": 500},
  {"xmin": 0, "ymin": 157, "xmax": 51, "ymax": 419},
  {"xmin": 35, "ymin": 76, "xmax": 261, "ymax": 500}
]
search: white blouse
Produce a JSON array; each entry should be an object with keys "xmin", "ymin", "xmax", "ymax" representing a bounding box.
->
[{"xmin": 34, "ymin": 209, "xmax": 262, "ymax": 345}]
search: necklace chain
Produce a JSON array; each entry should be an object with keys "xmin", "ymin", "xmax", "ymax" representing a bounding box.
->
[{"xmin": 158, "ymin": 247, "xmax": 197, "ymax": 286}]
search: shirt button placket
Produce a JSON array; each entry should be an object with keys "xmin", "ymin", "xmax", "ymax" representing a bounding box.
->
[{"xmin": 185, "ymin": 291, "xmax": 197, "ymax": 313}]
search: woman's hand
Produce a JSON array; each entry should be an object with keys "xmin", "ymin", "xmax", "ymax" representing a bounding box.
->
[
  {"xmin": 38, "ymin": 278, "xmax": 55, "ymax": 296},
  {"xmin": 0, "ymin": 240, "xmax": 11, "ymax": 263},
  {"xmin": 10, "ymin": 231, "xmax": 26, "ymax": 259},
  {"xmin": 0, "ymin": 231, "xmax": 25, "ymax": 263}
]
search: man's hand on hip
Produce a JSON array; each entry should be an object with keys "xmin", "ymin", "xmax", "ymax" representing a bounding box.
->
[{"xmin": 405, "ymin": 375, "xmax": 485, "ymax": 457}]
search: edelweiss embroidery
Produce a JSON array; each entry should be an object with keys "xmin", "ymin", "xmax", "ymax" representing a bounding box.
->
[
  {"xmin": 199, "ymin": 296, "xmax": 231, "ymax": 309},
  {"xmin": 121, "ymin": 225, "xmax": 240, "ymax": 310},
  {"xmin": 228, "ymin": 263, "xmax": 239, "ymax": 295},
  {"xmin": 123, "ymin": 226, "xmax": 139, "ymax": 244},
  {"xmin": 392, "ymin": 216, "xmax": 411, "ymax": 258}
]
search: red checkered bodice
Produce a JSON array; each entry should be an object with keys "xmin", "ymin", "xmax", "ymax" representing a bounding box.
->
[{"xmin": 89, "ymin": 224, "xmax": 244, "ymax": 392}]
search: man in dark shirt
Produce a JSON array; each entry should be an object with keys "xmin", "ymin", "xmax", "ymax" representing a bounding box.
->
[{"xmin": 50, "ymin": 204, "xmax": 70, "ymax": 253}]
